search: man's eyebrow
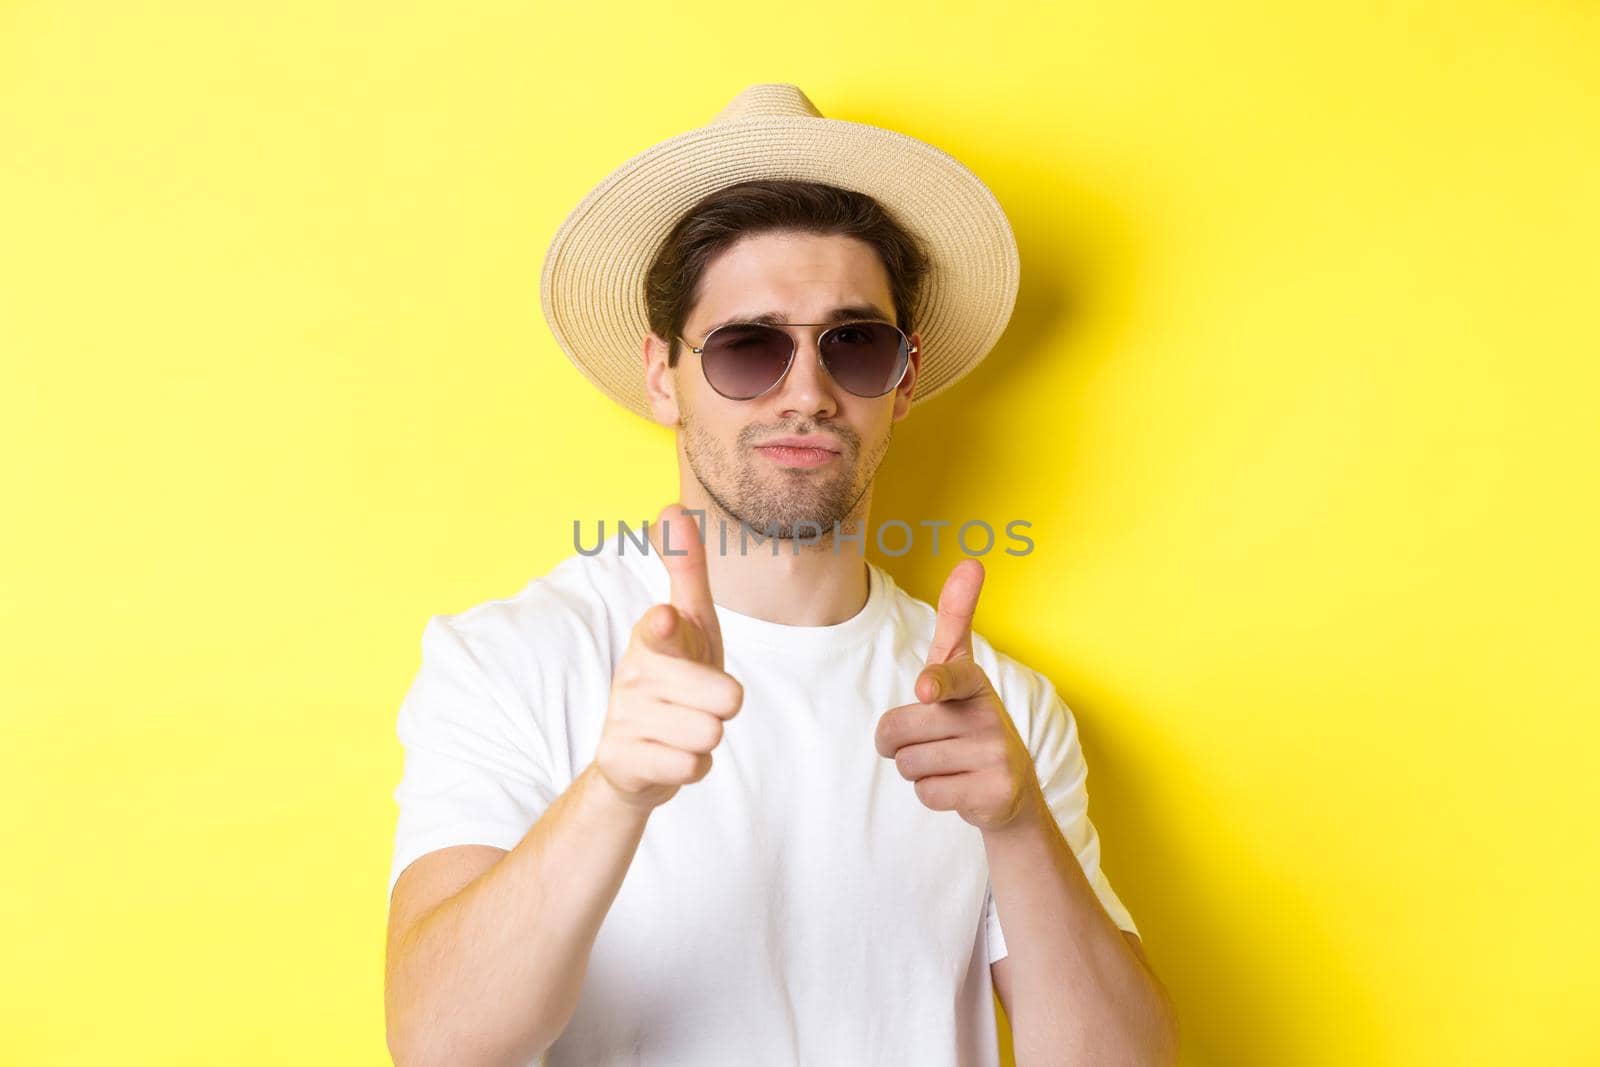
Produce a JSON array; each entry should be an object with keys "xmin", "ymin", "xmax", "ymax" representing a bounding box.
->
[{"xmin": 702, "ymin": 304, "xmax": 894, "ymax": 334}]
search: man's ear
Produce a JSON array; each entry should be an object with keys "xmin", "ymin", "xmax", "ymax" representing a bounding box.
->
[
  {"xmin": 642, "ymin": 332, "xmax": 683, "ymax": 427},
  {"xmin": 891, "ymin": 331, "xmax": 922, "ymax": 422}
]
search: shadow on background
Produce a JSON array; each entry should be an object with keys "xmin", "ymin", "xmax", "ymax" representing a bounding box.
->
[{"xmin": 862, "ymin": 148, "xmax": 1386, "ymax": 1065}]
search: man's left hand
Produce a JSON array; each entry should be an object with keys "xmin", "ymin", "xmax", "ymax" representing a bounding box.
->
[{"xmin": 874, "ymin": 558, "xmax": 1045, "ymax": 833}]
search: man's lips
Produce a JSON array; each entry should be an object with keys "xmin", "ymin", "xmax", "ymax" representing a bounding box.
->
[
  {"xmin": 755, "ymin": 443, "xmax": 840, "ymax": 467},
  {"xmin": 758, "ymin": 435, "xmax": 842, "ymax": 452}
]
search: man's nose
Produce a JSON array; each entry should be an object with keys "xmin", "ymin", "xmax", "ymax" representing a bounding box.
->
[{"xmin": 769, "ymin": 329, "xmax": 839, "ymax": 417}]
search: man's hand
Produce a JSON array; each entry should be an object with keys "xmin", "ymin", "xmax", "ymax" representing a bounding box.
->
[
  {"xmin": 592, "ymin": 503, "xmax": 743, "ymax": 812},
  {"xmin": 874, "ymin": 558, "xmax": 1045, "ymax": 832}
]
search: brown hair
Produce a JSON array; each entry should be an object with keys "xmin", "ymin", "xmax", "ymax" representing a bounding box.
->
[{"xmin": 644, "ymin": 179, "xmax": 930, "ymax": 367}]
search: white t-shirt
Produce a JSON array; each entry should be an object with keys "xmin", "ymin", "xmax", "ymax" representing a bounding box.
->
[{"xmin": 388, "ymin": 538, "xmax": 1138, "ymax": 1066}]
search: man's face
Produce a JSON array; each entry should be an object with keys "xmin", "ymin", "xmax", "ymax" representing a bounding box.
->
[{"xmin": 643, "ymin": 230, "xmax": 922, "ymax": 541}]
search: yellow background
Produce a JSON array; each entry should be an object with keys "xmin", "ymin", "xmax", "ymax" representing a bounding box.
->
[{"xmin": 3, "ymin": 2, "xmax": 1597, "ymax": 1064}]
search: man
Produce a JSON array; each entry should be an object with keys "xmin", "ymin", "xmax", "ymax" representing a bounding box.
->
[{"xmin": 385, "ymin": 84, "xmax": 1177, "ymax": 1066}]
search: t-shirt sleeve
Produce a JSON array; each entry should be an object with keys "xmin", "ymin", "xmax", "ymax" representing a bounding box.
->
[
  {"xmin": 986, "ymin": 667, "xmax": 1139, "ymax": 963},
  {"xmin": 982, "ymin": 881, "xmax": 1009, "ymax": 964},
  {"xmin": 387, "ymin": 614, "xmax": 561, "ymax": 899}
]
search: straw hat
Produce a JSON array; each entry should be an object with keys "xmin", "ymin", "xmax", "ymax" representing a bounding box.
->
[{"xmin": 538, "ymin": 83, "xmax": 1020, "ymax": 421}]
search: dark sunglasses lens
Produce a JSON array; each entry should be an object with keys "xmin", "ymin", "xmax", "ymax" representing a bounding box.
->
[
  {"xmin": 821, "ymin": 322, "xmax": 908, "ymax": 397},
  {"xmin": 700, "ymin": 324, "xmax": 792, "ymax": 399}
]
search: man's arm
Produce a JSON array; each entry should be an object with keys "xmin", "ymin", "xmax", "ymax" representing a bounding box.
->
[
  {"xmin": 992, "ymin": 929, "xmax": 1151, "ymax": 1017},
  {"xmin": 386, "ymin": 505, "xmax": 741, "ymax": 1066},
  {"xmin": 983, "ymin": 811, "xmax": 1178, "ymax": 1066},
  {"xmin": 385, "ymin": 763, "xmax": 651, "ymax": 1066},
  {"xmin": 878, "ymin": 561, "xmax": 1176, "ymax": 1064}
]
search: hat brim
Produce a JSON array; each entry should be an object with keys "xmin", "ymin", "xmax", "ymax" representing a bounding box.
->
[{"xmin": 539, "ymin": 115, "xmax": 1020, "ymax": 421}]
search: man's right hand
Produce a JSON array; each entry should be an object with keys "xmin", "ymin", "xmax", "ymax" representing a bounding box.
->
[{"xmin": 592, "ymin": 503, "xmax": 743, "ymax": 811}]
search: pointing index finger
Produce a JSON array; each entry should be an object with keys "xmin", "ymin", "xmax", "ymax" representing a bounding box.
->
[
  {"xmin": 925, "ymin": 558, "xmax": 984, "ymax": 665},
  {"xmin": 649, "ymin": 503, "xmax": 723, "ymax": 663}
]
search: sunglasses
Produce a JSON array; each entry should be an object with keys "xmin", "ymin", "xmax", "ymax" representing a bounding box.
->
[{"xmin": 677, "ymin": 320, "xmax": 916, "ymax": 401}]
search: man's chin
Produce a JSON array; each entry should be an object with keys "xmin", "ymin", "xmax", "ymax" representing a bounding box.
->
[{"xmin": 733, "ymin": 512, "xmax": 850, "ymax": 540}]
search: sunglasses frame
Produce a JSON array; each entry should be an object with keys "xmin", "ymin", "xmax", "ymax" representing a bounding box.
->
[{"xmin": 676, "ymin": 319, "xmax": 918, "ymax": 401}]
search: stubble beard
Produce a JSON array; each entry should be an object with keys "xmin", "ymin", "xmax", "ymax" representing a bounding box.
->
[{"xmin": 680, "ymin": 412, "xmax": 891, "ymax": 544}]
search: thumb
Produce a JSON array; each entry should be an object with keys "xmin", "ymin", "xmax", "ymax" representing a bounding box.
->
[
  {"xmin": 650, "ymin": 503, "xmax": 723, "ymax": 664},
  {"xmin": 925, "ymin": 558, "xmax": 984, "ymax": 665}
]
